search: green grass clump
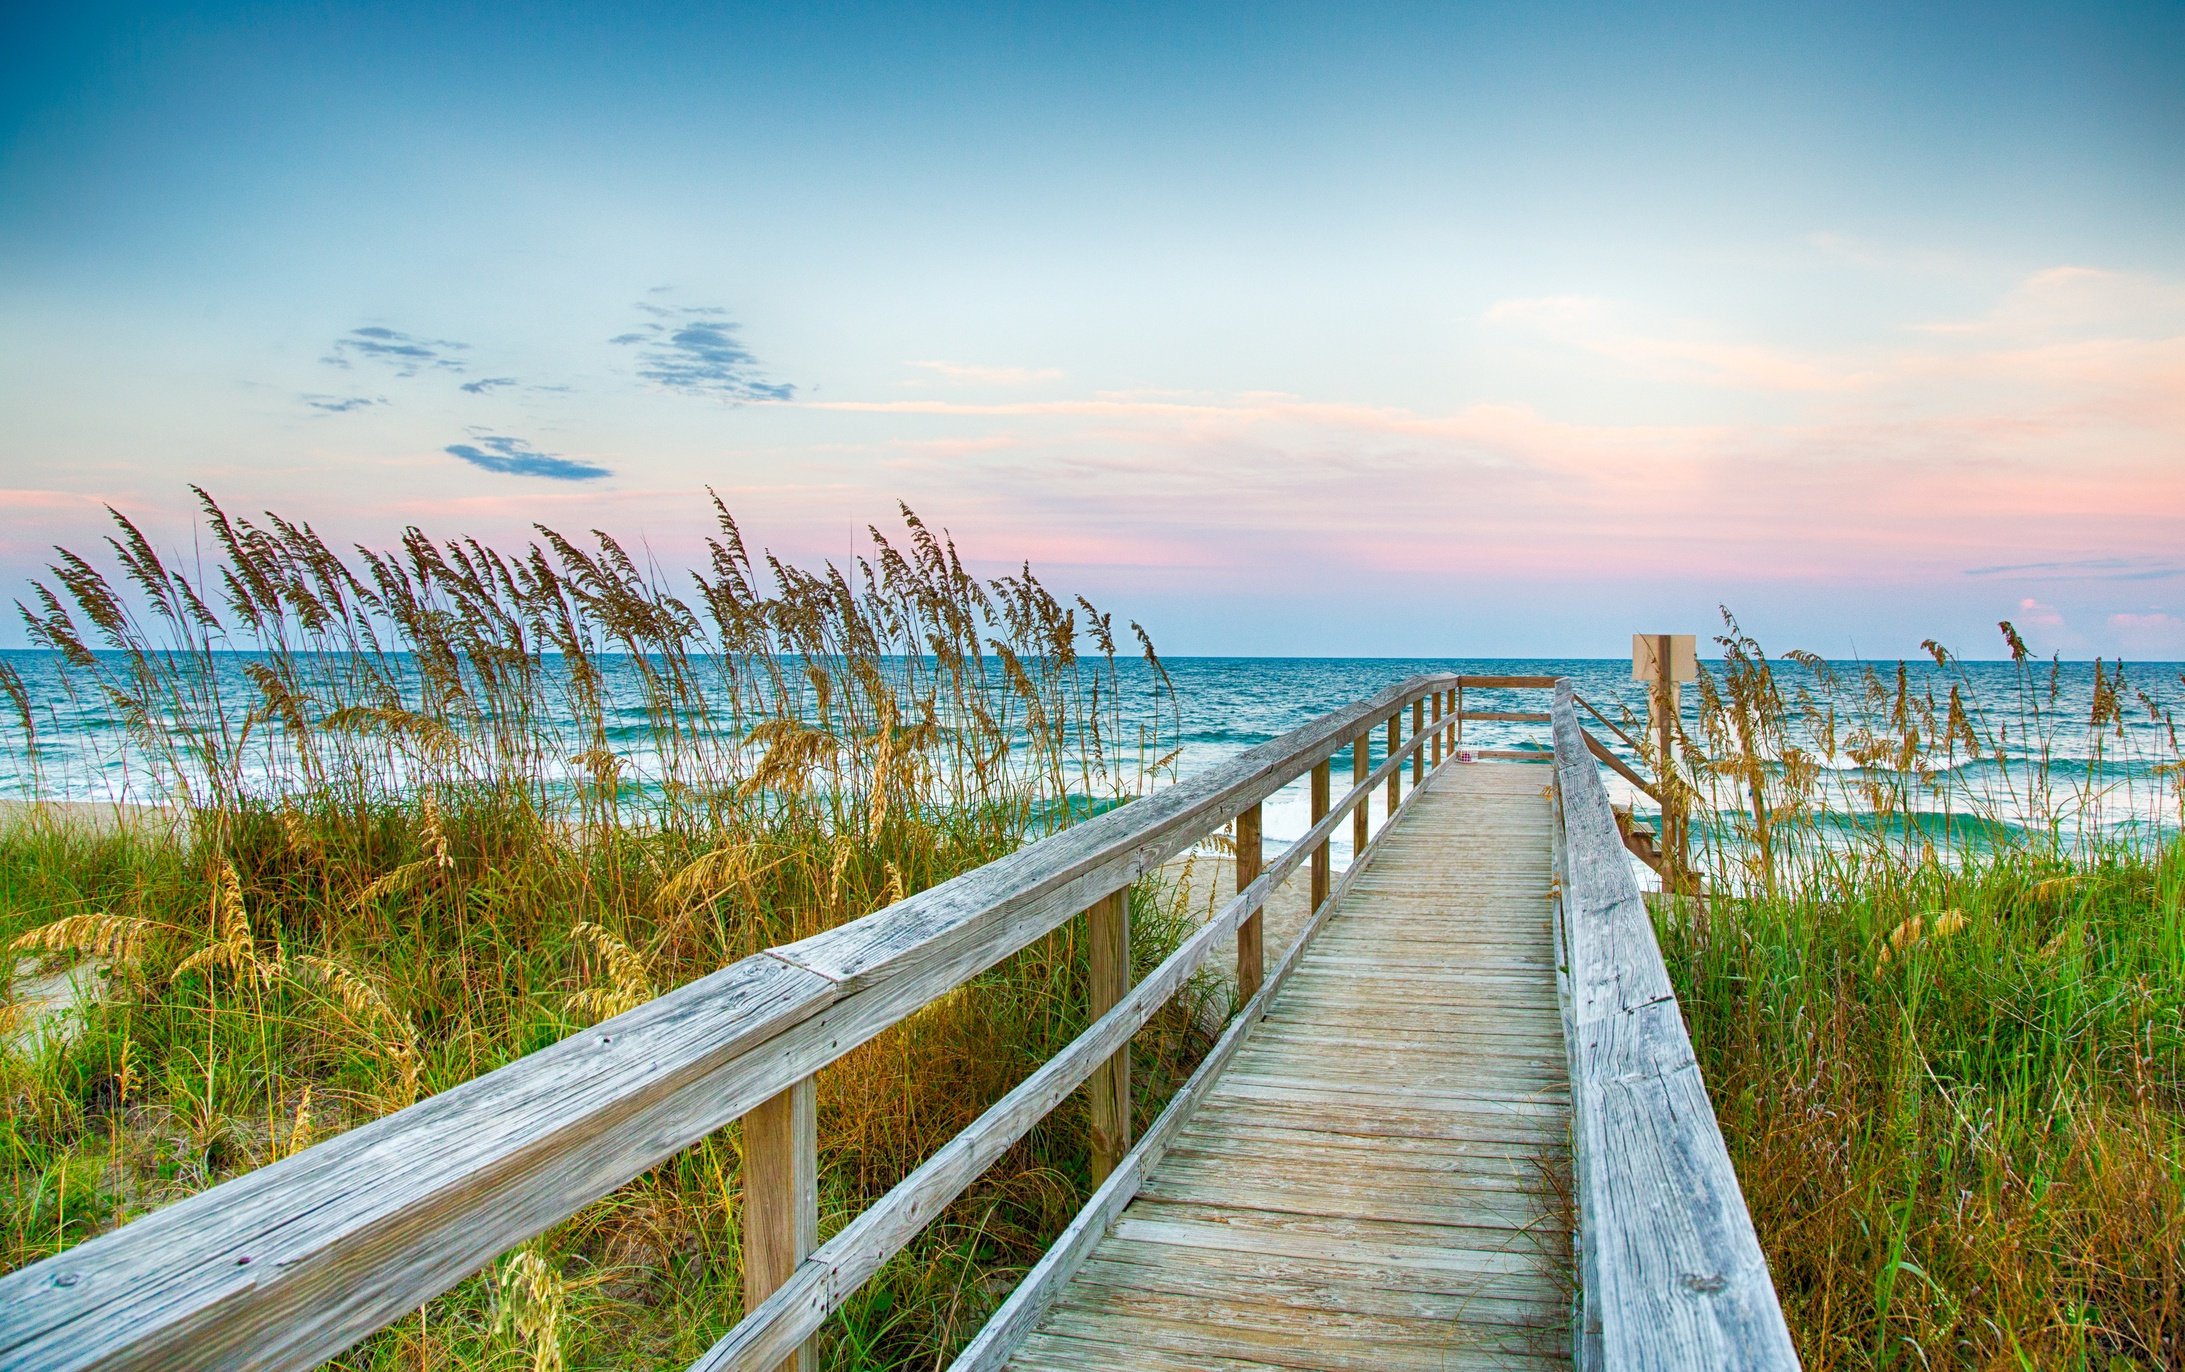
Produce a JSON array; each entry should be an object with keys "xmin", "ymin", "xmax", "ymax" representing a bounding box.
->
[
  {"xmin": 1658, "ymin": 616, "xmax": 2185, "ymax": 1368},
  {"xmin": 0, "ymin": 492, "xmax": 1205, "ymax": 1369}
]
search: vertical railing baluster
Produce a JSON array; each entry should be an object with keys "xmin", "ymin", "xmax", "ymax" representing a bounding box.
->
[
  {"xmin": 1310, "ymin": 760, "xmax": 1331, "ymax": 910},
  {"xmin": 744, "ymin": 1076, "xmax": 817, "ymax": 1372},
  {"xmin": 1431, "ymin": 689, "xmax": 1444, "ymax": 767},
  {"xmin": 1352, "ymin": 733, "xmax": 1370, "ymax": 857},
  {"xmin": 1411, "ymin": 698, "xmax": 1425, "ymax": 786},
  {"xmin": 1088, "ymin": 888, "xmax": 1131, "ymax": 1182},
  {"xmin": 1385, "ymin": 712, "xmax": 1401, "ymax": 812},
  {"xmin": 1235, "ymin": 802, "xmax": 1263, "ymax": 1004}
]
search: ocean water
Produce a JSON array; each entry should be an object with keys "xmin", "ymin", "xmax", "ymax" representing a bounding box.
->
[
  {"xmin": 1140, "ymin": 657, "xmax": 2184, "ymax": 859},
  {"xmin": 2, "ymin": 652, "xmax": 2179, "ymax": 862}
]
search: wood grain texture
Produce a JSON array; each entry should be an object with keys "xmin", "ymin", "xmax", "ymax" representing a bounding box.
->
[
  {"xmin": 1089, "ymin": 890, "xmax": 1132, "ymax": 1183},
  {"xmin": 1385, "ymin": 715, "xmax": 1401, "ymax": 811},
  {"xmin": 1574, "ymin": 693, "xmax": 1643, "ymax": 756},
  {"xmin": 985, "ymin": 762, "xmax": 1576, "ymax": 1372},
  {"xmin": 1582, "ymin": 728, "xmax": 1663, "ymax": 805},
  {"xmin": 1449, "ymin": 675, "xmax": 1560, "ymax": 690},
  {"xmin": 1236, "ymin": 802, "xmax": 1264, "ymax": 1005},
  {"xmin": 743, "ymin": 1076, "xmax": 817, "ymax": 1372},
  {"xmin": 1411, "ymin": 699, "xmax": 1426, "ymax": 783},
  {"xmin": 1351, "ymin": 736, "xmax": 1370, "ymax": 859},
  {"xmin": 1308, "ymin": 762, "xmax": 1330, "ymax": 912},
  {"xmin": 1551, "ymin": 682, "xmax": 1799, "ymax": 1370}
]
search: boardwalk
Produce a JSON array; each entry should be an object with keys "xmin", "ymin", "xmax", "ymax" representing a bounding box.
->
[
  {"xmin": 0, "ymin": 676, "xmax": 1796, "ymax": 1372},
  {"xmin": 1007, "ymin": 762, "xmax": 1574, "ymax": 1370}
]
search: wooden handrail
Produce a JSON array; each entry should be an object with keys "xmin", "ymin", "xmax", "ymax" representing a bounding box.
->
[
  {"xmin": 1449, "ymin": 673, "xmax": 1560, "ymax": 689},
  {"xmin": 1548, "ymin": 682, "xmax": 1796, "ymax": 1369},
  {"xmin": 0, "ymin": 674, "xmax": 1460, "ymax": 1372},
  {"xmin": 1575, "ymin": 691, "xmax": 1645, "ymax": 756},
  {"xmin": 1582, "ymin": 728, "xmax": 1664, "ymax": 804}
]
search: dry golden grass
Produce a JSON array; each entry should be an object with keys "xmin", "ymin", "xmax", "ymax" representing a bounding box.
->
[{"xmin": 0, "ymin": 491, "xmax": 1188, "ymax": 1369}]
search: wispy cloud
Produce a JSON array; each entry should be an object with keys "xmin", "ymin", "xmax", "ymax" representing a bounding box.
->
[
  {"xmin": 324, "ymin": 325, "xmax": 469, "ymax": 377},
  {"xmin": 610, "ymin": 302, "xmax": 793, "ymax": 401},
  {"xmin": 906, "ymin": 360, "xmax": 1064, "ymax": 387},
  {"xmin": 301, "ymin": 394, "xmax": 385, "ymax": 414},
  {"xmin": 1483, "ymin": 295, "xmax": 1869, "ymax": 391},
  {"xmin": 443, "ymin": 434, "xmax": 610, "ymax": 481},
  {"xmin": 458, "ymin": 375, "xmax": 572, "ymax": 397},
  {"xmin": 1966, "ymin": 557, "xmax": 2185, "ymax": 581},
  {"xmin": 1910, "ymin": 266, "xmax": 2185, "ymax": 340}
]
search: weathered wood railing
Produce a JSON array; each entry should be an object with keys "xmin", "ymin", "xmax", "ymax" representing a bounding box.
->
[
  {"xmin": 1549, "ymin": 680, "xmax": 1799, "ymax": 1369},
  {"xmin": 0, "ymin": 673, "xmax": 1534, "ymax": 1372}
]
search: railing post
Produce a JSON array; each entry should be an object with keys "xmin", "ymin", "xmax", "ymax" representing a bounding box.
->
[
  {"xmin": 1431, "ymin": 690, "xmax": 1444, "ymax": 767},
  {"xmin": 1088, "ymin": 887, "xmax": 1131, "ymax": 1182},
  {"xmin": 1411, "ymin": 698, "xmax": 1425, "ymax": 785},
  {"xmin": 744, "ymin": 1076, "xmax": 817, "ymax": 1372},
  {"xmin": 1385, "ymin": 712, "xmax": 1401, "ymax": 811},
  {"xmin": 1235, "ymin": 802, "xmax": 1263, "ymax": 1005},
  {"xmin": 1351, "ymin": 733, "xmax": 1370, "ymax": 856},
  {"xmin": 1446, "ymin": 687, "xmax": 1458, "ymax": 752},
  {"xmin": 1455, "ymin": 683, "xmax": 1464, "ymax": 744},
  {"xmin": 1310, "ymin": 760, "xmax": 1331, "ymax": 910},
  {"xmin": 1636, "ymin": 632, "xmax": 1698, "ymax": 895}
]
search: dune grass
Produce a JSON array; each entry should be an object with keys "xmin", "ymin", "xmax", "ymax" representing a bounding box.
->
[
  {"xmin": 1658, "ymin": 617, "xmax": 2185, "ymax": 1368},
  {"xmin": 0, "ymin": 492, "xmax": 1212, "ymax": 1369}
]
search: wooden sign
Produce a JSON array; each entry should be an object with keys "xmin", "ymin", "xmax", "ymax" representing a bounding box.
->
[{"xmin": 1632, "ymin": 633, "xmax": 1698, "ymax": 683}]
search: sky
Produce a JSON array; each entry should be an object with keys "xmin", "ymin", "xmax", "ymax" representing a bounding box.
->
[{"xmin": 2, "ymin": 2, "xmax": 2182, "ymax": 659}]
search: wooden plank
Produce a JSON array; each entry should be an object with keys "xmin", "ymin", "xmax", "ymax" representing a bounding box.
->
[
  {"xmin": 1008, "ymin": 1329, "xmax": 1271, "ymax": 1372},
  {"xmin": 1038, "ymin": 1301, "xmax": 1559, "ymax": 1372},
  {"xmin": 1551, "ymin": 683, "xmax": 1797, "ymax": 1370},
  {"xmin": 1062, "ymin": 1270, "xmax": 1559, "ymax": 1344},
  {"xmin": 1088, "ymin": 889, "xmax": 1131, "ymax": 1183},
  {"xmin": 1451, "ymin": 674, "xmax": 1560, "ymax": 689},
  {"xmin": 1113, "ymin": 1201, "xmax": 1561, "ymax": 1276},
  {"xmin": 1077, "ymin": 1246, "xmax": 1565, "ymax": 1329},
  {"xmin": 743, "ymin": 1077, "xmax": 817, "ymax": 1372},
  {"xmin": 1198, "ymin": 1082, "xmax": 1571, "ymax": 1143}
]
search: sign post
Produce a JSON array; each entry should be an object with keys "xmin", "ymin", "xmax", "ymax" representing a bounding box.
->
[{"xmin": 1632, "ymin": 633, "xmax": 1697, "ymax": 892}]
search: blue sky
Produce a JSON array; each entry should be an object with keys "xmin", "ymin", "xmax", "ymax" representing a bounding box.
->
[{"xmin": 3, "ymin": 2, "xmax": 2182, "ymax": 656}]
